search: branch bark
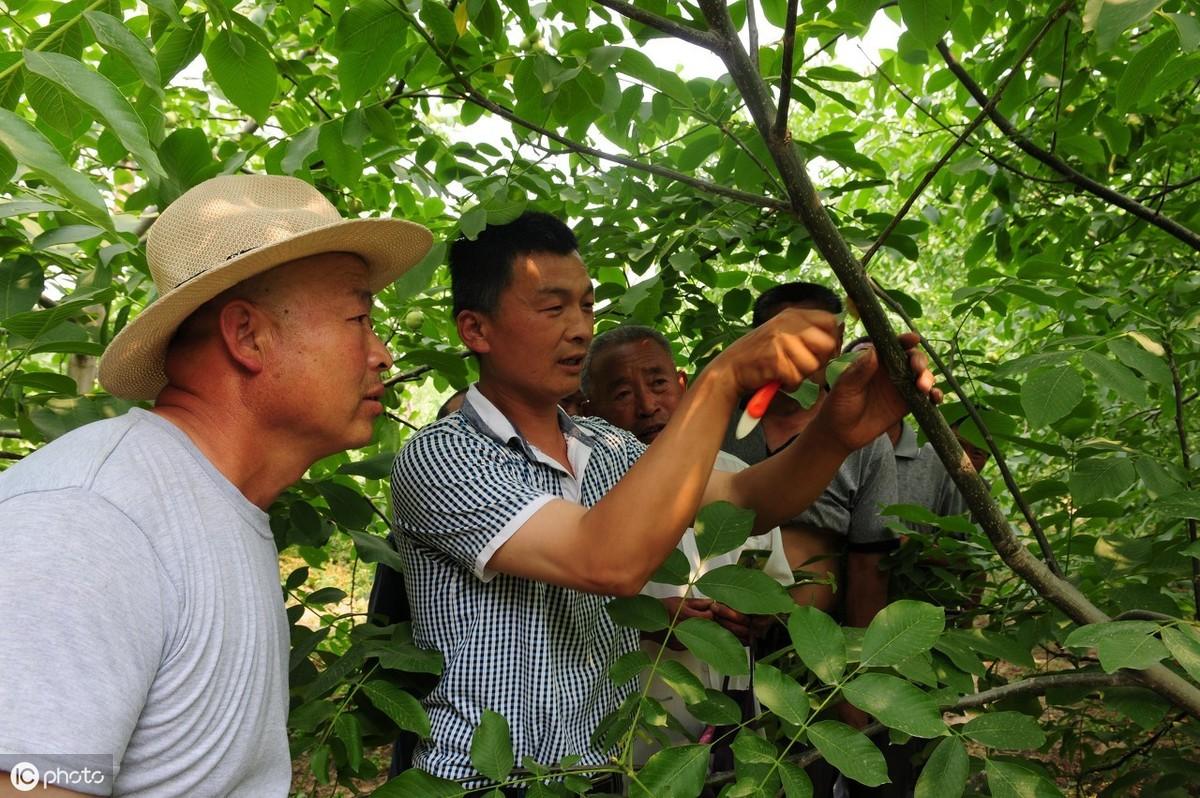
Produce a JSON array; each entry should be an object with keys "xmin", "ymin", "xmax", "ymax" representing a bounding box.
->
[
  {"xmin": 592, "ymin": 0, "xmax": 723, "ymax": 52},
  {"xmin": 691, "ymin": 0, "xmax": 1200, "ymax": 720},
  {"xmin": 937, "ymin": 40, "xmax": 1200, "ymax": 254},
  {"xmin": 1163, "ymin": 338, "xmax": 1200, "ymax": 618}
]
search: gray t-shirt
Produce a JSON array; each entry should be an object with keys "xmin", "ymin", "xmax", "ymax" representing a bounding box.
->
[
  {"xmin": 722, "ymin": 414, "xmax": 897, "ymax": 545},
  {"xmin": 0, "ymin": 409, "xmax": 290, "ymax": 797},
  {"xmin": 894, "ymin": 422, "xmax": 968, "ymax": 531}
]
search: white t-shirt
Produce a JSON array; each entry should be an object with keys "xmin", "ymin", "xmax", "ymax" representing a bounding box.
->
[{"xmin": 0, "ymin": 409, "xmax": 290, "ymax": 797}]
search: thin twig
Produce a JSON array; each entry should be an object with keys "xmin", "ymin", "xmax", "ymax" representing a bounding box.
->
[
  {"xmin": 773, "ymin": 0, "xmax": 800, "ymax": 139},
  {"xmin": 860, "ymin": 0, "xmax": 1075, "ymax": 267},
  {"xmin": 395, "ymin": 2, "xmax": 787, "ymax": 211},
  {"xmin": 1164, "ymin": 338, "xmax": 1200, "ymax": 618},
  {"xmin": 938, "ymin": 40, "xmax": 1200, "ymax": 254}
]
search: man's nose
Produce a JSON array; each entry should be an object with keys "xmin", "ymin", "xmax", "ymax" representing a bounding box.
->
[
  {"xmin": 369, "ymin": 330, "xmax": 394, "ymax": 371},
  {"xmin": 635, "ymin": 386, "xmax": 659, "ymax": 417}
]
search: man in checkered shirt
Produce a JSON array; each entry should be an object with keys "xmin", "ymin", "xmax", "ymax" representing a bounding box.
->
[{"xmin": 391, "ymin": 211, "xmax": 938, "ymax": 790}]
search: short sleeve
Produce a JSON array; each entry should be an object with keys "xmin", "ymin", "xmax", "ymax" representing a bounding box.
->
[
  {"xmin": 846, "ymin": 436, "xmax": 899, "ymax": 546},
  {"xmin": 0, "ymin": 491, "xmax": 167, "ymax": 788},
  {"xmin": 391, "ymin": 426, "xmax": 558, "ymax": 581}
]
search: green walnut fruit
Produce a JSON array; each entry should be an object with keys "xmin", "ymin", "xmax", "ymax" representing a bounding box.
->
[{"xmin": 404, "ymin": 309, "xmax": 425, "ymax": 331}]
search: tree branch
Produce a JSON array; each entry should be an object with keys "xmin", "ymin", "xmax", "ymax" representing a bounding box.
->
[
  {"xmin": 398, "ymin": 4, "xmax": 786, "ymax": 212},
  {"xmin": 1163, "ymin": 338, "xmax": 1200, "ymax": 619},
  {"xmin": 861, "ymin": 0, "xmax": 1075, "ymax": 267},
  {"xmin": 592, "ymin": 0, "xmax": 724, "ymax": 51},
  {"xmin": 773, "ymin": 0, "xmax": 800, "ymax": 139},
  {"xmin": 692, "ymin": 0, "xmax": 1200, "ymax": 720},
  {"xmin": 937, "ymin": 40, "xmax": 1200, "ymax": 254},
  {"xmin": 707, "ymin": 671, "xmax": 1133, "ymax": 786}
]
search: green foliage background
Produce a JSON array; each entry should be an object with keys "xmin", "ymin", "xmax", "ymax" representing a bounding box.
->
[{"xmin": 1, "ymin": 0, "xmax": 1199, "ymax": 795}]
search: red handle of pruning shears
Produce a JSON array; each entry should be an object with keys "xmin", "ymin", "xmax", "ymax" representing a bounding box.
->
[{"xmin": 735, "ymin": 380, "xmax": 780, "ymax": 439}]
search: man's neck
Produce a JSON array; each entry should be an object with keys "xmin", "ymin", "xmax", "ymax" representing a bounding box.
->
[
  {"xmin": 152, "ymin": 394, "xmax": 310, "ymax": 509},
  {"xmin": 475, "ymin": 378, "xmax": 570, "ymax": 468}
]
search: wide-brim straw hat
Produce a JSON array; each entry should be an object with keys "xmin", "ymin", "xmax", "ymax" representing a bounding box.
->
[{"xmin": 99, "ymin": 174, "xmax": 433, "ymax": 400}]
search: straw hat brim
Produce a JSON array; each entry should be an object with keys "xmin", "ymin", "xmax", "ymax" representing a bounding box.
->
[{"xmin": 99, "ymin": 217, "xmax": 433, "ymax": 401}]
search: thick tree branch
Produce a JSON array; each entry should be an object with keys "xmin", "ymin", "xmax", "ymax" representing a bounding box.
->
[
  {"xmin": 937, "ymin": 41, "xmax": 1200, "ymax": 254},
  {"xmin": 592, "ymin": 0, "xmax": 724, "ymax": 52},
  {"xmin": 861, "ymin": 0, "xmax": 1074, "ymax": 267},
  {"xmin": 692, "ymin": 0, "xmax": 1200, "ymax": 720},
  {"xmin": 1163, "ymin": 338, "xmax": 1200, "ymax": 618}
]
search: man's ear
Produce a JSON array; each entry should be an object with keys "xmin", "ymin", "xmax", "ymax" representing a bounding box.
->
[
  {"xmin": 217, "ymin": 299, "xmax": 268, "ymax": 374},
  {"xmin": 676, "ymin": 369, "xmax": 688, "ymax": 392},
  {"xmin": 456, "ymin": 310, "xmax": 491, "ymax": 355}
]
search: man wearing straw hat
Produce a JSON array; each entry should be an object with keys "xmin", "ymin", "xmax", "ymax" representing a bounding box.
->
[{"xmin": 0, "ymin": 175, "xmax": 431, "ymax": 796}]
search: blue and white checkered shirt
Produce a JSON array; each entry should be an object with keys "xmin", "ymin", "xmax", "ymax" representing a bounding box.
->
[{"xmin": 391, "ymin": 385, "xmax": 646, "ymax": 784}]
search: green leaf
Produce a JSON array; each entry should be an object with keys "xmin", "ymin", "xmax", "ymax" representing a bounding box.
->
[
  {"xmin": 1065, "ymin": 620, "xmax": 1160, "ymax": 648},
  {"xmin": 842, "ymin": 673, "xmax": 946, "ymax": 738},
  {"xmin": 1108, "ymin": 336, "xmax": 1172, "ymax": 386},
  {"xmin": 1082, "ymin": 0, "xmax": 1167, "ymax": 51},
  {"xmin": 1165, "ymin": 12, "xmax": 1200, "ymax": 51},
  {"xmin": 155, "ymin": 14, "xmax": 207, "ymax": 83},
  {"xmin": 609, "ymin": 650, "xmax": 651, "ymax": 685},
  {"xmin": 1097, "ymin": 631, "xmax": 1169, "ymax": 672},
  {"xmin": 460, "ymin": 205, "xmax": 487, "ymax": 239},
  {"xmin": 686, "ymin": 688, "xmax": 742, "ymax": 725},
  {"xmin": 470, "ymin": 709, "xmax": 514, "ymax": 783},
  {"xmin": 695, "ymin": 564, "xmax": 794, "ymax": 614},
  {"xmin": 345, "ymin": 529, "xmax": 405, "ymax": 572},
  {"xmin": 1151, "ymin": 491, "xmax": 1200, "ymax": 519},
  {"xmin": 205, "ymin": 29, "xmax": 278, "ymax": 123},
  {"xmin": 1162, "ymin": 626, "xmax": 1200, "ymax": 683},
  {"xmin": 787, "ymin": 606, "xmax": 846, "ymax": 684},
  {"xmin": 1020, "ymin": 366, "xmax": 1084, "ymax": 428},
  {"xmin": 653, "ymin": 659, "xmax": 707, "ymax": 704},
  {"xmin": 371, "ymin": 768, "xmax": 459, "ymax": 797},
  {"xmin": 753, "ymin": 662, "xmax": 810, "ymax": 725},
  {"xmin": 315, "ymin": 480, "xmax": 375, "ymax": 529},
  {"xmin": 335, "ymin": 0, "xmax": 407, "ymax": 100},
  {"xmin": 914, "ymin": 736, "xmax": 968, "ymax": 798},
  {"xmin": 606, "ymin": 594, "xmax": 669, "ymax": 632},
  {"xmin": 678, "ymin": 128, "xmax": 722, "ymax": 170},
  {"xmin": 305, "ymin": 586, "xmax": 346, "ymax": 605},
  {"xmin": 333, "ymin": 712, "xmax": 363, "ymax": 771},
  {"xmin": 421, "ymin": 0, "xmax": 459, "ymax": 46},
  {"xmin": 984, "ymin": 758, "xmax": 1064, "ymax": 798},
  {"xmin": 1116, "ymin": 32, "xmax": 1177, "ymax": 113},
  {"xmin": 318, "ymin": 119, "xmax": 363, "ymax": 188},
  {"xmin": 10, "ymin": 371, "xmax": 78, "ymax": 395},
  {"xmin": 2, "ymin": 297, "xmax": 105, "ymax": 342},
  {"xmin": 0, "ymin": 109, "xmax": 111, "ymax": 229},
  {"xmin": 85, "ymin": 11, "xmax": 162, "ymax": 96},
  {"xmin": 962, "ymin": 711, "xmax": 1046, "ymax": 750},
  {"xmin": 693, "ymin": 500, "xmax": 756, "ymax": 560},
  {"xmin": 806, "ymin": 720, "xmax": 889, "ymax": 787},
  {"xmin": 1079, "ymin": 351, "xmax": 1148, "ymax": 405},
  {"xmin": 898, "ymin": 0, "xmax": 957, "ymax": 48},
  {"xmin": 0, "ymin": 256, "xmax": 44, "ymax": 320},
  {"xmin": 674, "ymin": 617, "xmax": 749, "ymax": 676},
  {"xmin": 361, "ymin": 680, "xmax": 432, "ymax": 737},
  {"xmin": 1069, "ymin": 456, "xmax": 1136, "ymax": 506},
  {"xmin": 650, "ymin": 547, "xmax": 691, "ymax": 586},
  {"xmin": 778, "ymin": 761, "xmax": 814, "ymax": 798},
  {"xmin": 861, "ymin": 600, "xmax": 945, "ymax": 667},
  {"xmin": 630, "ymin": 745, "xmax": 711, "ymax": 798}
]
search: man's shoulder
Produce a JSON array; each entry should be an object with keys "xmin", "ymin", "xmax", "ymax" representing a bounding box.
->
[
  {"xmin": 0, "ymin": 411, "xmax": 145, "ymax": 503},
  {"xmin": 571, "ymin": 416, "xmax": 644, "ymax": 454}
]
